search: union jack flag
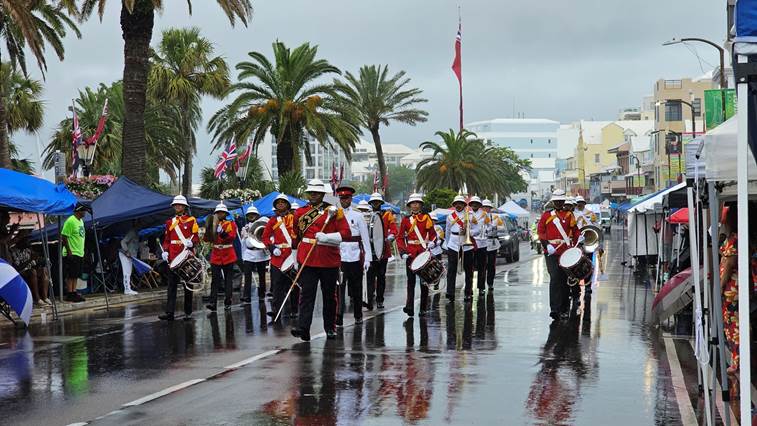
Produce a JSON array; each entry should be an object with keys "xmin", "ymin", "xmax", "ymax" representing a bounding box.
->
[{"xmin": 214, "ymin": 141, "xmax": 238, "ymax": 178}]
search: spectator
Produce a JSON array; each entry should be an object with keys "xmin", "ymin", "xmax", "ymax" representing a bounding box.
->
[
  {"xmin": 0, "ymin": 209, "xmax": 20, "ymax": 261},
  {"xmin": 118, "ymin": 221, "xmax": 140, "ymax": 295},
  {"xmin": 61, "ymin": 204, "xmax": 88, "ymax": 302},
  {"xmin": 10, "ymin": 230, "xmax": 50, "ymax": 307}
]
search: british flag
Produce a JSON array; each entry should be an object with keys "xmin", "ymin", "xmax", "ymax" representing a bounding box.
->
[{"xmin": 214, "ymin": 141, "xmax": 238, "ymax": 178}]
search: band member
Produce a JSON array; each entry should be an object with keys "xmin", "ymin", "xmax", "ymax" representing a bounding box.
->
[
  {"xmin": 206, "ymin": 203, "xmax": 238, "ymax": 312},
  {"xmin": 159, "ymin": 195, "xmax": 199, "ymax": 321},
  {"xmin": 482, "ymin": 199, "xmax": 504, "ymax": 291},
  {"xmin": 291, "ymin": 179, "xmax": 351, "ymax": 341},
  {"xmin": 430, "ymin": 212, "xmax": 444, "ymax": 260},
  {"xmin": 564, "ymin": 197, "xmax": 575, "ymax": 212},
  {"xmin": 262, "ymin": 194, "xmax": 298, "ymax": 320},
  {"xmin": 398, "ymin": 193, "xmax": 437, "ymax": 317},
  {"xmin": 240, "ymin": 206, "xmax": 270, "ymax": 303},
  {"xmin": 537, "ymin": 190, "xmax": 581, "ymax": 321},
  {"xmin": 336, "ymin": 185, "xmax": 372, "ymax": 326},
  {"xmin": 573, "ymin": 196, "xmax": 597, "ymax": 228},
  {"xmin": 468, "ymin": 196, "xmax": 489, "ymax": 295},
  {"xmin": 366, "ymin": 192, "xmax": 397, "ymax": 310},
  {"xmin": 445, "ymin": 195, "xmax": 476, "ymax": 302}
]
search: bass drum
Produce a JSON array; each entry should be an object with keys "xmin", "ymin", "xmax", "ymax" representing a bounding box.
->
[
  {"xmin": 369, "ymin": 212, "xmax": 384, "ymax": 259},
  {"xmin": 558, "ymin": 247, "xmax": 593, "ymax": 284},
  {"xmin": 410, "ymin": 251, "xmax": 445, "ymax": 292},
  {"xmin": 169, "ymin": 249, "xmax": 206, "ymax": 291}
]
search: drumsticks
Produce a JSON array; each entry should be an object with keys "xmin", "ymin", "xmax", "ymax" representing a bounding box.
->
[{"xmin": 274, "ymin": 207, "xmax": 336, "ymax": 323}]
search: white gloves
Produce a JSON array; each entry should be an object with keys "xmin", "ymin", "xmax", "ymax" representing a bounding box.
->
[
  {"xmin": 427, "ymin": 240, "xmax": 436, "ymax": 249},
  {"xmin": 161, "ymin": 251, "xmax": 169, "ymax": 261},
  {"xmin": 292, "ymin": 250, "xmax": 299, "ymax": 268},
  {"xmin": 363, "ymin": 259, "xmax": 371, "ymax": 271},
  {"xmin": 316, "ymin": 232, "xmax": 342, "ymax": 246},
  {"xmin": 401, "ymin": 253, "xmax": 409, "ymax": 260},
  {"xmin": 316, "ymin": 232, "xmax": 328, "ymax": 243},
  {"xmin": 183, "ymin": 240, "xmax": 193, "ymax": 248},
  {"xmin": 273, "ymin": 248, "xmax": 282, "ymax": 257},
  {"xmin": 547, "ymin": 244, "xmax": 556, "ymax": 255},
  {"xmin": 577, "ymin": 234, "xmax": 585, "ymax": 244},
  {"xmin": 387, "ymin": 234, "xmax": 395, "ymax": 243},
  {"xmin": 216, "ymin": 225, "xmax": 222, "ymax": 233}
]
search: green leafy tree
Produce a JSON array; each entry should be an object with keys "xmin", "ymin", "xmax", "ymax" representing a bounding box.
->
[
  {"xmin": 335, "ymin": 65, "xmax": 427, "ymax": 191},
  {"xmin": 423, "ymin": 188, "xmax": 457, "ymax": 210},
  {"xmin": 208, "ymin": 41, "xmax": 362, "ymax": 175},
  {"xmin": 277, "ymin": 170, "xmax": 307, "ymax": 198},
  {"xmin": 416, "ymin": 129, "xmax": 531, "ymax": 199},
  {"xmin": 80, "ymin": 0, "xmax": 252, "ymax": 186},
  {"xmin": 149, "ymin": 27, "xmax": 230, "ymax": 195},
  {"xmin": 0, "ymin": 0, "xmax": 80, "ymax": 168},
  {"xmin": 385, "ymin": 164, "xmax": 415, "ymax": 202}
]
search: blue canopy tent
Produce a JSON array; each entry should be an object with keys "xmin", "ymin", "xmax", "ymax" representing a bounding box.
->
[
  {"xmin": 353, "ymin": 193, "xmax": 401, "ymax": 214},
  {"xmin": 0, "ymin": 168, "xmax": 78, "ymax": 324},
  {"xmin": 240, "ymin": 191, "xmax": 306, "ymax": 218}
]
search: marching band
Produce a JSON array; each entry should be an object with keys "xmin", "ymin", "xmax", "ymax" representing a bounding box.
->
[{"xmin": 157, "ymin": 183, "xmax": 600, "ymax": 331}]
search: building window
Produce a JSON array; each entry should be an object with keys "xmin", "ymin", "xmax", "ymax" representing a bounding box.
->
[
  {"xmin": 594, "ymin": 153, "xmax": 600, "ymax": 163},
  {"xmin": 548, "ymin": 153, "xmax": 551, "ymax": 158},
  {"xmin": 530, "ymin": 139, "xmax": 533, "ymax": 144},
  {"xmin": 692, "ymin": 98, "xmax": 702, "ymax": 117},
  {"xmin": 530, "ymin": 153, "xmax": 533, "ymax": 158},
  {"xmin": 547, "ymin": 139, "xmax": 551, "ymax": 144},
  {"xmin": 306, "ymin": 169, "xmax": 315, "ymax": 179},
  {"xmin": 664, "ymin": 80, "xmax": 682, "ymax": 89},
  {"xmin": 664, "ymin": 102, "xmax": 683, "ymax": 121}
]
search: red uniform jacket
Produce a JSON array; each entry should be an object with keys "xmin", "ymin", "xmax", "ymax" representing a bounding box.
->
[
  {"xmin": 210, "ymin": 219, "xmax": 238, "ymax": 265},
  {"xmin": 261, "ymin": 213, "xmax": 297, "ymax": 269},
  {"xmin": 537, "ymin": 210, "xmax": 579, "ymax": 256},
  {"xmin": 295, "ymin": 203, "xmax": 351, "ymax": 268},
  {"xmin": 162, "ymin": 215, "xmax": 199, "ymax": 262},
  {"xmin": 398, "ymin": 213, "xmax": 437, "ymax": 261}
]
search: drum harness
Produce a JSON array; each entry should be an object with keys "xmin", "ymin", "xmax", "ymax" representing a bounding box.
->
[
  {"xmin": 548, "ymin": 211, "xmax": 572, "ymax": 252},
  {"xmin": 171, "ymin": 216, "xmax": 208, "ymax": 291},
  {"xmin": 409, "ymin": 215, "xmax": 428, "ymax": 249}
]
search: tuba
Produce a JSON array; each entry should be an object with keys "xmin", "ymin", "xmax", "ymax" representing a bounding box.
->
[
  {"xmin": 203, "ymin": 213, "xmax": 217, "ymax": 243},
  {"xmin": 244, "ymin": 219, "xmax": 268, "ymax": 249}
]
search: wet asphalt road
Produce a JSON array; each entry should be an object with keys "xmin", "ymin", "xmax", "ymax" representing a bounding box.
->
[{"xmin": 0, "ymin": 237, "xmax": 693, "ymax": 425}]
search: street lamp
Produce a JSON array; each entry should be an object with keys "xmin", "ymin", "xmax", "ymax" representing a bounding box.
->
[
  {"xmin": 663, "ymin": 37, "xmax": 728, "ymax": 121},
  {"xmin": 629, "ymin": 154, "xmax": 642, "ymax": 195},
  {"xmin": 76, "ymin": 143, "xmax": 96, "ymax": 177},
  {"xmin": 236, "ymin": 160, "xmax": 249, "ymax": 186}
]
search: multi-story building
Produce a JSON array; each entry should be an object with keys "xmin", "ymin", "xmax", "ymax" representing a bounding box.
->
[
  {"xmin": 256, "ymin": 132, "xmax": 351, "ymax": 182},
  {"xmin": 652, "ymin": 77, "xmax": 713, "ymax": 190}
]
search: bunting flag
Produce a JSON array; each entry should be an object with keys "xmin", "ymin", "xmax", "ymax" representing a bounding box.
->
[
  {"xmin": 84, "ymin": 98, "xmax": 109, "ymax": 146},
  {"xmin": 329, "ymin": 162, "xmax": 338, "ymax": 194},
  {"xmin": 451, "ymin": 14, "xmax": 463, "ymax": 131},
  {"xmin": 373, "ymin": 169, "xmax": 379, "ymax": 193},
  {"xmin": 71, "ymin": 104, "xmax": 82, "ymax": 176},
  {"xmin": 214, "ymin": 141, "xmax": 238, "ymax": 179}
]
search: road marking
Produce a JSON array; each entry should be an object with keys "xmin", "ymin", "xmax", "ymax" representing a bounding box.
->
[
  {"xmin": 122, "ymin": 379, "xmax": 206, "ymax": 407},
  {"xmin": 664, "ymin": 337, "xmax": 698, "ymax": 426},
  {"xmin": 504, "ymin": 270, "xmax": 510, "ymax": 283},
  {"xmin": 224, "ymin": 350, "xmax": 281, "ymax": 370}
]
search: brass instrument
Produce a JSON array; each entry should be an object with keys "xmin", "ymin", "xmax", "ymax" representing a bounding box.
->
[
  {"xmin": 244, "ymin": 219, "xmax": 268, "ymax": 249},
  {"xmin": 203, "ymin": 213, "xmax": 218, "ymax": 243},
  {"xmin": 462, "ymin": 207, "xmax": 474, "ymax": 246},
  {"xmin": 580, "ymin": 225, "xmax": 602, "ymax": 253}
]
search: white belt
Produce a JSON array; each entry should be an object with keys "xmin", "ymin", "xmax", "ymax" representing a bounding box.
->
[
  {"xmin": 274, "ymin": 243, "xmax": 291, "ymax": 249},
  {"xmin": 170, "ymin": 240, "xmax": 184, "ymax": 245},
  {"xmin": 302, "ymin": 238, "xmax": 316, "ymax": 244},
  {"xmin": 213, "ymin": 244, "xmax": 233, "ymax": 249}
]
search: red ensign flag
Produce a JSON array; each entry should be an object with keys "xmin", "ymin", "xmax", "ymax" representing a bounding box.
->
[{"xmin": 451, "ymin": 20, "xmax": 463, "ymax": 131}]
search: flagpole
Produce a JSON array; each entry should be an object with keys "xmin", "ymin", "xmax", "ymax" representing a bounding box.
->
[{"xmin": 458, "ymin": 6, "xmax": 463, "ymax": 132}]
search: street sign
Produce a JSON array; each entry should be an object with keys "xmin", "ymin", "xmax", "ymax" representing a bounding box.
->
[
  {"xmin": 704, "ymin": 88, "xmax": 736, "ymax": 129},
  {"xmin": 53, "ymin": 150, "xmax": 66, "ymax": 183}
]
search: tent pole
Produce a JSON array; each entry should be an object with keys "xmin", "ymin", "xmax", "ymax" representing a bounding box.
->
[
  {"xmin": 642, "ymin": 211, "xmax": 649, "ymax": 273},
  {"xmin": 57, "ymin": 217, "xmax": 63, "ymax": 302},
  {"xmin": 91, "ymin": 221, "xmax": 109, "ymax": 312},
  {"xmin": 701, "ymin": 202, "xmax": 715, "ymax": 425},
  {"xmin": 735, "ymin": 53, "xmax": 751, "ymax": 423},
  {"xmin": 707, "ymin": 182, "xmax": 731, "ymax": 423},
  {"xmin": 36, "ymin": 214, "xmax": 58, "ymax": 321}
]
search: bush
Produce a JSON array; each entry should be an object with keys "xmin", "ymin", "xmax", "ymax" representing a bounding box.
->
[{"xmin": 423, "ymin": 188, "xmax": 457, "ymax": 210}]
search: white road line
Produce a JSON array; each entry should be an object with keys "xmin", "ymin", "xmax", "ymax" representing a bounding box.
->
[
  {"xmin": 224, "ymin": 349, "xmax": 281, "ymax": 370},
  {"xmin": 504, "ymin": 270, "xmax": 510, "ymax": 283},
  {"xmin": 122, "ymin": 379, "xmax": 206, "ymax": 407},
  {"xmin": 664, "ymin": 337, "xmax": 698, "ymax": 426}
]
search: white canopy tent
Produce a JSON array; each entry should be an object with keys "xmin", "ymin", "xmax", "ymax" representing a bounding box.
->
[
  {"xmin": 704, "ymin": 115, "xmax": 757, "ymax": 181},
  {"xmin": 499, "ymin": 200, "xmax": 530, "ymax": 217}
]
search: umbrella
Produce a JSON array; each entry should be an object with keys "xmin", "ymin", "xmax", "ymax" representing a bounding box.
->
[{"xmin": 0, "ymin": 258, "xmax": 33, "ymax": 324}]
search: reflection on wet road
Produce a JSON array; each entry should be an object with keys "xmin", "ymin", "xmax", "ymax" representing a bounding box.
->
[{"xmin": 0, "ymin": 239, "xmax": 690, "ymax": 425}]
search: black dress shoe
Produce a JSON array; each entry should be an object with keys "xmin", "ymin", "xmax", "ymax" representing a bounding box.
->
[
  {"xmin": 549, "ymin": 312, "xmax": 559, "ymax": 320},
  {"xmin": 240, "ymin": 297, "xmax": 251, "ymax": 304},
  {"xmin": 224, "ymin": 305, "xmax": 232, "ymax": 311},
  {"xmin": 355, "ymin": 317, "xmax": 363, "ymax": 325},
  {"xmin": 365, "ymin": 303, "xmax": 374, "ymax": 311},
  {"xmin": 291, "ymin": 328, "xmax": 310, "ymax": 341},
  {"xmin": 478, "ymin": 289, "xmax": 486, "ymax": 296},
  {"xmin": 377, "ymin": 303, "xmax": 385, "ymax": 309},
  {"xmin": 326, "ymin": 330, "xmax": 337, "ymax": 340},
  {"xmin": 403, "ymin": 307, "xmax": 414, "ymax": 317},
  {"xmin": 445, "ymin": 294, "xmax": 455, "ymax": 302},
  {"xmin": 183, "ymin": 314, "xmax": 193, "ymax": 321},
  {"xmin": 463, "ymin": 295, "xmax": 473, "ymax": 303},
  {"xmin": 419, "ymin": 310, "xmax": 429, "ymax": 317},
  {"xmin": 206, "ymin": 304, "xmax": 217, "ymax": 312},
  {"xmin": 559, "ymin": 312, "xmax": 569, "ymax": 320},
  {"xmin": 158, "ymin": 313, "xmax": 174, "ymax": 321}
]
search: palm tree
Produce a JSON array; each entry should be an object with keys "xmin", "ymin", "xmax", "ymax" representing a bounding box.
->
[
  {"xmin": 43, "ymin": 80, "xmax": 189, "ymax": 185},
  {"xmin": 336, "ymin": 65, "xmax": 428, "ymax": 190},
  {"xmin": 0, "ymin": 0, "xmax": 80, "ymax": 168},
  {"xmin": 149, "ymin": 27, "xmax": 230, "ymax": 195},
  {"xmin": 79, "ymin": 0, "xmax": 252, "ymax": 186},
  {"xmin": 208, "ymin": 41, "xmax": 362, "ymax": 176},
  {"xmin": 1, "ymin": 62, "xmax": 44, "ymax": 175},
  {"xmin": 416, "ymin": 129, "xmax": 530, "ymax": 198}
]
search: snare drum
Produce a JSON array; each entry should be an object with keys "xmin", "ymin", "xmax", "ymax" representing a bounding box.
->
[
  {"xmin": 410, "ymin": 251, "xmax": 445, "ymax": 286},
  {"xmin": 558, "ymin": 247, "xmax": 593, "ymax": 284},
  {"xmin": 169, "ymin": 250, "xmax": 205, "ymax": 289}
]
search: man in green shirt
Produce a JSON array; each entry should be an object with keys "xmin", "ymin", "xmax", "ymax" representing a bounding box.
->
[{"xmin": 61, "ymin": 204, "xmax": 88, "ymax": 302}]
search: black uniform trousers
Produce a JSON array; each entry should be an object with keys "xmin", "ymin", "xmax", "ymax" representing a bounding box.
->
[
  {"xmin": 297, "ymin": 266, "xmax": 339, "ymax": 334},
  {"xmin": 405, "ymin": 259, "xmax": 429, "ymax": 313},
  {"xmin": 243, "ymin": 260, "xmax": 268, "ymax": 299},
  {"xmin": 545, "ymin": 253, "xmax": 569, "ymax": 315},
  {"xmin": 366, "ymin": 258, "xmax": 388, "ymax": 305},
  {"xmin": 337, "ymin": 261, "xmax": 363, "ymax": 325},
  {"xmin": 166, "ymin": 269, "xmax": 193, "ymax": 316},
  {"xmin": 446, "ymin": 248, "xmax": 474, "ymax": 298},
  {"xmin": 485, "ymin": 250, "xmax": 498, "ymax": 287},
  {"xmin": 474, "ymin": 247, "xmax": 488, "ymax": 290},
  {"xmin": 271, "ymin": 266, "xmax": 299, "ymax": 318},
  {"xmin": 210, "ymin": 263, "xmax": 235, "ymax": 307}
]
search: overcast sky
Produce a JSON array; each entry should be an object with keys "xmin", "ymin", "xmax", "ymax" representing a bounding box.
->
[{"xmin": 16, "ymin": 0, "xmax": 727, "ymax": 181}]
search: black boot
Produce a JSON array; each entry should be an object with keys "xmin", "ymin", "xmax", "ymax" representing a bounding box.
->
[{"xmin": 158, "ymin": 313, "xmax": 174, "ymax": 321}]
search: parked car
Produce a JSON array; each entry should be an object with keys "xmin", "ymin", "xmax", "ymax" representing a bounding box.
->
[
  {"xmin": 497, "ymin": 218, "xmax": 520, "ymax": 262},
  {"xmin": 600, "ymin": 208, "xmax": 612, "ymax": 232}
]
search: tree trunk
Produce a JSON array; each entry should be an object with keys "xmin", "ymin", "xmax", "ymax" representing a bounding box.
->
[
  {"xmin": 370, "ymin": 125, "xmax": 387, "ymax": 194},
  {"xmin": 181, "ymin": 112, "xmax": 193, "ymax": 196},
  {"xmin": 0, "ymin": 47, "xmax": 10, "ymax": 169},
  {"xmin": 120, "ymin": 1, "xmax": 154, "ymax": 186},
  {"xmin": 276, "ymin": 138, "xmax": 294, "ymax": 177}
]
